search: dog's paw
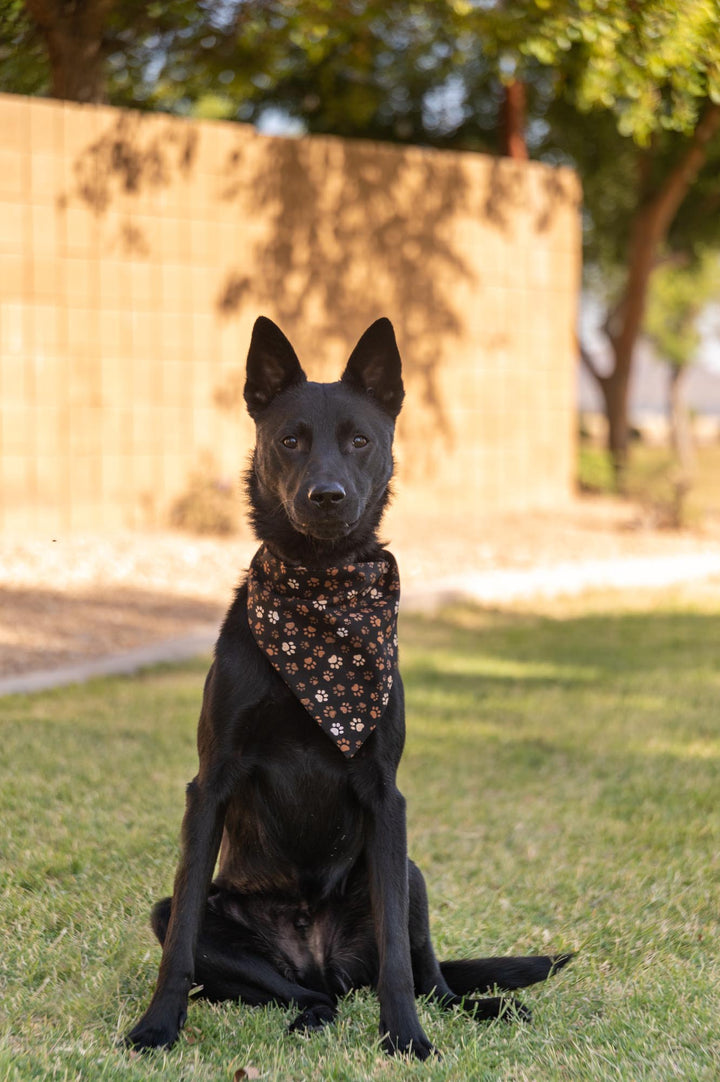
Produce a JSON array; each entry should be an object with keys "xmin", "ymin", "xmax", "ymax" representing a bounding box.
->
[
  {"xmin": 123, "ymin": 1004, "xmax": 187, "ymax": 1052},
  {"xmin": 381, "ymin": 1028, "xmax": 438, "ymax": 1061},
  {"xmin": 288, "ymin": 1003, "xmax": 337, "ymax": 1034}
]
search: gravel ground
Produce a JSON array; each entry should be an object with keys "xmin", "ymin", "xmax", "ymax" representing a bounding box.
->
[{"xmin": 1, "ymin": 494, "xmax": 719, "ymax": 679}]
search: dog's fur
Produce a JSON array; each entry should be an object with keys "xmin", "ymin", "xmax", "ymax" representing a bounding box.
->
[{"xmin": 125, "ymin": 317, "xmax": 570, "ymax": 1059}]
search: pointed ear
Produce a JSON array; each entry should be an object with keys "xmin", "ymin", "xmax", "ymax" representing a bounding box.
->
[
  {"xmin": 244, "ymin": 316, "xmax": 306, "ymax": 418},
  {"xmin": 341, "ymin": 318, "xmax": 404, "ymax": 418}
]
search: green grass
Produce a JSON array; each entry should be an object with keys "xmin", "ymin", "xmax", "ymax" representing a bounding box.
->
[{"xmin": 2, "ymin": 595, "xmax": 720, "ymax": 1081}]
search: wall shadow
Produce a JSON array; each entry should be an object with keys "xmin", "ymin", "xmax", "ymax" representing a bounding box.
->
[
  {"xmin": 63, "ymin": 111, "xmax": 577, "ymax": 439},
  {"xmin": 215, "ymin": 135, "xmax": 477, "ymax": 445},
  {"xmin": 60, "ymin": 110, "xmax": 199, "ymax": 252},
  {"xmin": 0, "ymin": 586, "xmax": 224, "ymax": 677},
  {"xmin": 54, "ymin": 108, "xmax": 580, "ymax": 507}
]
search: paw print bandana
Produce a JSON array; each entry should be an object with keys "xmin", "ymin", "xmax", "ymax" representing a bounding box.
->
[{"xmin": 247, "ymin": 545, "xmax": 400, "ymax": 757}]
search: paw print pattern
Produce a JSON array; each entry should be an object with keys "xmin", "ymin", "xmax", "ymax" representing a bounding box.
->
[{"xmin": 246, "ymin": 545, "xmax": 400, "ymax": 758}]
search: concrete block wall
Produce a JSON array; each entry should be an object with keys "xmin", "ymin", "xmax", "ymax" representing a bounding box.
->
[{"xmin": 0, "ymin": 93, "xmax": 581, "ymax": 535}]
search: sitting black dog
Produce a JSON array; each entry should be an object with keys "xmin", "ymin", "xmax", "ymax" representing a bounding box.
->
[{"xmin": 126, "ymin": 316, "xmax": 569, "ymax": 1059}]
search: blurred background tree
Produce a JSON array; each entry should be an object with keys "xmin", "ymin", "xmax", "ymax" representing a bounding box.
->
[
  {"xmin": 643, "ymin": 250, "xmax": 720, "ymax": 522},
  {"xmin": 2, "ymin": 0, "xmax": 720, "ymax": 488}
]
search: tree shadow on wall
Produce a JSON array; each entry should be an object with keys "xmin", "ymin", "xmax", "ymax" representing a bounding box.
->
[
  {"xmin": 214, "ymin": 136, "xmax": 579, "ymax": 459},
  {"xmin": 59, "ymin": 111, "xmax": 199, "ymax": 254},
  {"xmin": 216, "ymin": 137, "xmax": 474, "ymax": 447},
  {"xmin": 62, "ymin": 113, "xmax": 579, "ymax": 466}
]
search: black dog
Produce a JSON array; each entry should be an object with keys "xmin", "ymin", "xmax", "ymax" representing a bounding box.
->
[{"xmin": 125, "ymin": 316, "xmax": 569, "ymax": 1059}]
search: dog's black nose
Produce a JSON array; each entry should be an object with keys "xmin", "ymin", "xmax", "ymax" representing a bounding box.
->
[{"xmin": 308, "ymin": 482, "xmax": 346, "ymax": 507}]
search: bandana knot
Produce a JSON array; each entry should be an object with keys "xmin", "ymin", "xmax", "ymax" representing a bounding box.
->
[{"xmin": 247, "ymin": 545, "xmax": 400, "ymax": 757}]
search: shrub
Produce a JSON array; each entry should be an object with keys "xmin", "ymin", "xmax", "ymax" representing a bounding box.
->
[{"xmin": 169, "ymin": 457, "xmax": 239, "ymax": 535}]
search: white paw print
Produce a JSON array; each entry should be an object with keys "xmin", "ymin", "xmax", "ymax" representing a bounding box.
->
[
  {"xmin": 315, "ymin": 689, "xmax": 329, "ymax": 703},
  {"xmin": 337, "ymin": 627, "xmax": 349, "ymax": 638},
  {"xmin": 330, "ymin": 722, "xmax": 344, "ymax": 736},
  {"xmin": 288, "ymin": 578, "xmax": 299, "ymax": 589},
  {"xmin": 255, "ymin": 605, "xmax": 264, "ymax": 618},
  {"xmin": 281, "ymin": 641, "xmax": 296, "ymax": 655},
  {"xmin": 268, "ymin": 610, "xmax": 280, "ymax": 624},
  {"xmin": 328, "ymin": 654, "xmax": 342, "ymax": 670}
]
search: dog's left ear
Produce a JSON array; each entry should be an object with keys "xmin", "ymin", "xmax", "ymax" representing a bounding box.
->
[
  {"xmin": 341, "ymin": 318, "xmax": 404, "ymax": 419},
  {"xmin": 244, "ymin": 316, "xmax": 307, "ymax": 419}
]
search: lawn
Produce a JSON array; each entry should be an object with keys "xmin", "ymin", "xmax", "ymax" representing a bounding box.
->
[{"xmin": 1, "ymin": 592, "xmax": 719, "ymax": 1081}]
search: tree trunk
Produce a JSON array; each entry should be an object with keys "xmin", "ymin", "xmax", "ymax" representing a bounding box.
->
[
  {"xmin": 24, "ymin": 0, "xmax": 115, "ymax": 102},
  {"xmin": 668, "ymin": 363, "xmax": 693, "ymax": 468},
  {"xmin": 597, "ymin": 360, "xmax": 632, "ymax": 490},
  {"xmin": 580, "ymin": 101, "xmax": 720, "ymax": 488},
  {"xmin": 667, "ymin": 364, "xmax": 693, "ymax": 528},
  {"xmin": 502, "ymin": 80, "xmax": 528, "ymax": 160}
]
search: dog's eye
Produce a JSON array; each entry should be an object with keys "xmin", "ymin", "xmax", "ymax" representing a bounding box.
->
[
  {"xmin": 352, "ymin": 435, "xmax": 369, "ymax": 449},
  {"xmin": 281, "ymin": 436, "xmax": 299, "ymax": 450}
]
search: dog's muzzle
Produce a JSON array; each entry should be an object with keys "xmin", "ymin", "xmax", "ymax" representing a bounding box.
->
[{"xmin": 294, "ymin": 482, "xmax": 359, "ymax": 539}]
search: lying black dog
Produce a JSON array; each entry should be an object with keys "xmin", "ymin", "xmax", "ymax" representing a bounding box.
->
[{"xmin": 126, "ymin": 316, "xmax": 569, "ymax": 1059}]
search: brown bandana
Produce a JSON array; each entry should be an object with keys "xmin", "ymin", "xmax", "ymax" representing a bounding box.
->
[{"xmin": 246, "ymin": 545, "xmax": 400, "ymax": 757}]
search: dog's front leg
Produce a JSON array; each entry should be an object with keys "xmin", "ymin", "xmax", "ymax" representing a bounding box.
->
[
  {"xmin": 125, "ymin": 772, "xmax": 227, "ymax": 1050},
  {"xmin": 368, "ymin": 787, "xmax": 435, "ymax": 1060}
]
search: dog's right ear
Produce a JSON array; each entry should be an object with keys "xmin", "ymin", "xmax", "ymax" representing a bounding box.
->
[{"xmin": 244, "ymin": 316, "xmax": 307, "ymax": 418}]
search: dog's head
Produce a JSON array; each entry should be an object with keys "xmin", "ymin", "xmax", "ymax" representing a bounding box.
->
[{"xmin": 244, "ymin": 316, "xmax": 404, "ymax": 562}]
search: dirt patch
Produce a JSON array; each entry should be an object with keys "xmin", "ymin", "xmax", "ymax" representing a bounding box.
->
[{"xmin": 1, "ymin": 495, "xmax": 719, "ymax": 678}]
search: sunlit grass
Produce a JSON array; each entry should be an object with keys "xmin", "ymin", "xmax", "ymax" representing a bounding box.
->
[{"xmin": 1, "ymin": 593, "xmax": 719, "ymax": 1080}]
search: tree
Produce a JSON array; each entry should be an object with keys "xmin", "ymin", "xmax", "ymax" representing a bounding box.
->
[
  {"xmin": 643, "ymin": 250, "xmax": 720, "ymax": 521},
  {"xmin": 0, "ymin": 0, "xmax": 230, "ymax": 105},
  {"xmin": 512, "ymin": 0, "xmax": 720, "ymax": 485},
  {"xmin": 0, "ymin": 0, "xmax": 117, "ymax": 101}
]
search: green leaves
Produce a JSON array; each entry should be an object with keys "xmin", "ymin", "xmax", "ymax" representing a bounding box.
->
[
  {"xmin": 517, "ymin": 0, "xmax": 720, "ymax": 144},
  {"xmin": 644, "ymin": 248, "xmax": 720, "ymax": 370}
]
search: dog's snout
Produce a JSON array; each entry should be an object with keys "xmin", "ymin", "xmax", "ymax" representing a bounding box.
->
[{"xmin": 307, "ymin": 482, "xmax": 346, "ymax": 507}]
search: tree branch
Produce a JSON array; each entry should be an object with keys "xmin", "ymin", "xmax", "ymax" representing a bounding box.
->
[
  {"xmin": 576, "ymin": 334, "xmax": 606, "ymax": 387},
  {"xmin": 613, "ymin": 100, "xmax": 720, "ymax": 367},
  {"xmin": 647, "ymin": 100, "xmax": 720, "ymax": 244}
]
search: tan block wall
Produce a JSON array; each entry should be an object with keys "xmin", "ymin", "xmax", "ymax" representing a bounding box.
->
[{"xmin": 0, "ymin": 93, "xmax": 580, "ymax": 535}]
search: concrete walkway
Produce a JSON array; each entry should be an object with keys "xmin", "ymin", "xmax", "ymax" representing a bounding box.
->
[
  {"xmin": 2, "ymin": 550, "xmax": 719, "ymax": 697},
  {"xmin": 0, "ymin": 626, "xmax": 218, "ymax": 697},
  {"xmin": 403, "ymin": 550, "xmax": 720, "ymax": 607}
]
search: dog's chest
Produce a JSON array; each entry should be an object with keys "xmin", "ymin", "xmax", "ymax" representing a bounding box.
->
[{"xmin": 217, "ymin": 705, "xmax": 368, "ymax": 896}]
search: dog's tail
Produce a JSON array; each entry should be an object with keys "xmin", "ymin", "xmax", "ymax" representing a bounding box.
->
[{"xmin": 439, "ymin": 953, "xmax": 573, "ymax": 995}]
